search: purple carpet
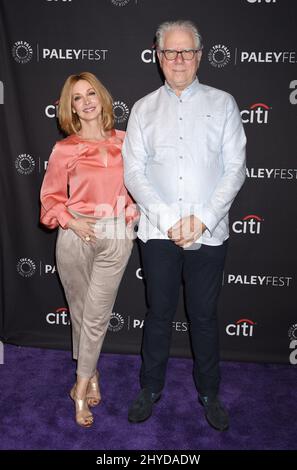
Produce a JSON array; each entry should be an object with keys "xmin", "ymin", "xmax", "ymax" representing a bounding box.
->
[{"xmin": 0, "ymin": 344, "xmax": 296, "ymax": 450}]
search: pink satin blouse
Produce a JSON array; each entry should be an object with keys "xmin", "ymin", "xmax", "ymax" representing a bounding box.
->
[{"xmin": 40, "ymin": 129, "xmax": 137, "ymax": 229}]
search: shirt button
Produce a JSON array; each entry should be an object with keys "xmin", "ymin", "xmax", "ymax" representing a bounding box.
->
[
  {"xmin": 179, "ymin": 117, "xmax": 183, "ymax": 120},
  {"xmin": 179, "ymin": 198, "xmax": 183, "ymax": 201},
  {"xmin": 179, "ymin": 136, "xmax": 183, "ymax": 140},
  {"xmin": 179, "ymin": 156, "xmax": 183, "ymax": 159},
  {"xmin": 179, "ymin": 99, "xmax": 182, "ymax": 103},
  {"xmin": 179, "ymin": 176, "xmax": 183, "ymax": 180}
]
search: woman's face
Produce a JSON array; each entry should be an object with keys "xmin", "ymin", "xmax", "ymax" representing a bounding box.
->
[{"xmin": 71, "ymin": 79, "xmax": 102, "ymax": 123}]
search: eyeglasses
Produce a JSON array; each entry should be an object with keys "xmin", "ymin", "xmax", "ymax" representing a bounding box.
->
[{"xmin": 160, "ymin": 49, "xmax": 200, "ymax": 61}]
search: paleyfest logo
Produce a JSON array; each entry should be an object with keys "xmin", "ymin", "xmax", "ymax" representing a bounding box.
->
[
  {"xmin": 108, "ymin": 312, "xmax": 124, "ymax": 332},
  {"xmin": 289, "ymin": 80, "xmax": 297, "ymax": 105},
  {"xmin": 12, "ymin": 40, "xmax": 33, "ymax": 64},
  {"xmin": 208, "ymin": 45, "xmax": 231, "ymax": 68},
  {"xmin": 113, "ymin": 101, "xmax": 129, "ymax": 124},
  {"xmin": 246, "ymin": 0, "xmax": 276, "ymax": 3},
  {"xmin": 111, "ymin": 0, "xmax": 131, "ymax": 6},
  {"xmin": 15, "ymin": 154, "xmax": 36, "ymax": 175},
  {"xmin": 16, "ymin": 258, "xmax": 36, "ymax": 277}
]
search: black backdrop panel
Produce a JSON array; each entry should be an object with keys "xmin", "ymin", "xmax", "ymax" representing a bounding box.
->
[{"xmin": 0, "ymin": 0, "xmax": 296, "ymax": 363}]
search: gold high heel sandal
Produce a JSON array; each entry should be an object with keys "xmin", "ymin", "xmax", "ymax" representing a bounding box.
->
[
  {"xmin": 70, "ymin": 386, "xmax": 94, "ymax": 428},
  {"xmin": 86, "ymin": 370, "xmax": 101, "ymax": 407}
]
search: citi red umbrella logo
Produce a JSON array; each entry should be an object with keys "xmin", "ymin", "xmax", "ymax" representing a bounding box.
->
[
  {"xmin": 226, "ymin": 318, "xmax": 257, "ymax": 337},
  {"xmin": 241, "ymin": 102, "xmax": 271, "ymax": 124},
  {"xmin": 46, "ymin": 307, "xmax": 70, "ymax": 326},
  {"xmin": 232, "ymin": 214, "xmax": 263, "ymax": 235}
]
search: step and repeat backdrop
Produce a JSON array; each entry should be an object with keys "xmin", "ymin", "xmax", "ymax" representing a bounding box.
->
[{"xmin": 0, "ymin": 0, "xmax": 296, "ymax": 364}]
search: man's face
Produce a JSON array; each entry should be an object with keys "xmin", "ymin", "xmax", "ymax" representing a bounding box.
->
[{"xmin": 157, "ymin": 28, "xmax": 202, "ymax": 94}]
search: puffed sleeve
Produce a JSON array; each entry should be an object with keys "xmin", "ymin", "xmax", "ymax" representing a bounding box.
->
[{"xmin": 40, "ymin": 143, "xmax": 74, "ymax": 229}]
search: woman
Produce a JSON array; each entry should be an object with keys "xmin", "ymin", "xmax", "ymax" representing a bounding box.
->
[{"xmin": 40, "ymin": 72, "xmax": 137, "ymax": 427}]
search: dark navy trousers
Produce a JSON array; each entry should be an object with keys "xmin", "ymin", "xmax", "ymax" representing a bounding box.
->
[{"xmin": 139, "ymin": 238, "xmax": 228, "ymax": 397}]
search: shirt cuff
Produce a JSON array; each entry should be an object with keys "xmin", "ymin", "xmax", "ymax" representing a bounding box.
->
[
  {"xmin": 193, "ymin": 208, "xmax": 218, "ymax": 237},
  {"xmin": 158, "ymin": 210, "xmax": 181, "ymax": 237},
  {"xmin": 57, "ymin": 210, "xmax": 74, "ymax": 229}
]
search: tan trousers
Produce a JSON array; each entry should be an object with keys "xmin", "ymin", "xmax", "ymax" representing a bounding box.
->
[{"xmin": 56, "ymin": 213, "xmax": 133, "ymax": 378}]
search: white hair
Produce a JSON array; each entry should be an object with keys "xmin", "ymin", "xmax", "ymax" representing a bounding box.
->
[{"xmin": 155, "ymin": 20, "xmax": 202, "ymax": 50}]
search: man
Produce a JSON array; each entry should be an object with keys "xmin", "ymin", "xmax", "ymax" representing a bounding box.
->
[{"xmin": 123, "ymin": 20, "xmax": 246, "ymax": 431}]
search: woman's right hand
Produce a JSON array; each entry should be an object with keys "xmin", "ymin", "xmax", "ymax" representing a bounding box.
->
[{"xmin": 66, "ymin": 218, "xmax": 97, "ymax": 244}]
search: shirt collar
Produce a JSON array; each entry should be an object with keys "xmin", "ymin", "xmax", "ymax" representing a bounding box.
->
[{"xmin": 164, "ymin": 77, "xmax": 200, "ymax": 98}]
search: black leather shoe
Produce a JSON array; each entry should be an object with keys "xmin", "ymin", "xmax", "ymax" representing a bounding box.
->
[
  {"xmin": 128, "ymin": 388, "xmax": 161, "ymax": 423},
  {"xmin": 199, "ymin": 395, "xmax": 229, "ymax": 431}
]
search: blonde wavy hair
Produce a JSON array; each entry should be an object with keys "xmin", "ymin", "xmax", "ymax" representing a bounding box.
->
[{"xmin": 58, "ymin": 72, "xmax": 114, "ymax": 135}]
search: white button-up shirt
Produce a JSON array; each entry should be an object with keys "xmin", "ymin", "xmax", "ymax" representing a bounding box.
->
[{"xmin": 123, "ymin": 78, "xmax": 246, "ymax": 246}]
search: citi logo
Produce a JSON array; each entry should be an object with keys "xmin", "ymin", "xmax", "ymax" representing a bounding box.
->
[
  {"xmin": 232, "ymin": 214, "xmax": 263, "ymax": 235},
  {"xmin": 141, "ymin": 49, "xmax": 156, "ymax": 63},
  {"xmin": 136, "ymin": 268, "xmax": 143, "ymax": 280},
  {"xmin": 241, "ymin": 103, "xmax": 271, "ymax": 124},
  {"xmin": 45, "ymin": 100, "xmax": 59, "ymax": 118},
  {"xmin": 111, "ymin": 0, "xmax": 131, "ymax": 6},
  {"xmin": 46, "ymin": 307, "xmax": 70, "ymax": 325},
  {"xmin": 226, "ymin": 319, "xmax": 257, "ymax": 337},
  {"xmin": 246, "ymin": 0, "xmax": 276, "ymax": 3}
]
